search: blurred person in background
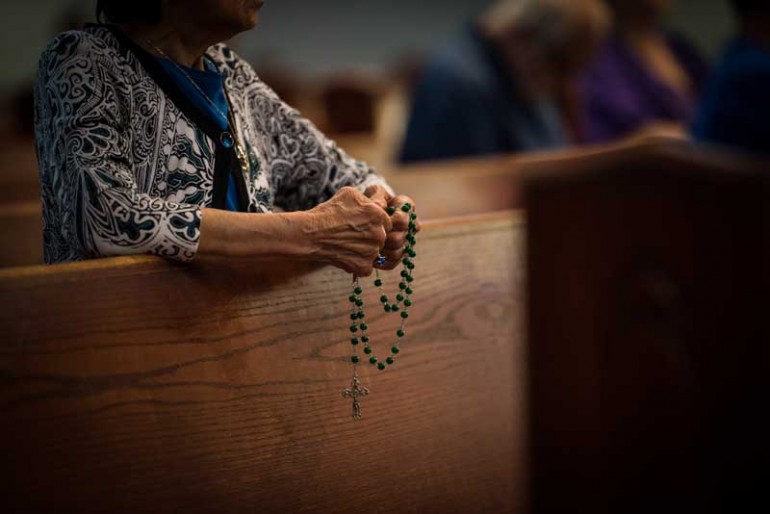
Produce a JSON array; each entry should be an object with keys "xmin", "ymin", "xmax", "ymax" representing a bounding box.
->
[
  {"xmin": 579, "ymin": 0, "xmax": 709, "ymax": 144},
  {"xmin": 399, "ymin": 0, "xmax": 610, "ymax": 164},
  {"xmin": 34, "ymin": 0, "xmax": 419, "ymax": 272},
  {"xmin": 692, "ymin": 0, "xmax": 770, "ymax": 156}
]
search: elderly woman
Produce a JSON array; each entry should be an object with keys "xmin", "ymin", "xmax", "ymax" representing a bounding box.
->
[{"xmin": 35, "ymin": 0, "xmax": 417, "ymax": 277}]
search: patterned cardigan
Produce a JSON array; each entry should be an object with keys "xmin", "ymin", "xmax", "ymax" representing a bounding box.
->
[{"xmin": 34, "ymin": 25, "xmax": 390, "ymax": 264}]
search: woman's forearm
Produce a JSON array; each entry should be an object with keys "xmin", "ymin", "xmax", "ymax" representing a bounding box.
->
[
  {"xmin": 195, "ymin": 187, "xmax": 412, "ymax": 276},
  {"xmin": 196, "ymin": 208, "xmax": 315, "ymax": 260}
]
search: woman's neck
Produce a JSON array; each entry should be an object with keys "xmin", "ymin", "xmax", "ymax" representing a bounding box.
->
[{"xmin": 122, "ymin": 17, "xmax": 218, "ymax": 70}]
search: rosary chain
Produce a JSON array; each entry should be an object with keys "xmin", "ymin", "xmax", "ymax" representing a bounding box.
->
[{"xmin": 346, "ymin": 203, "xmax": 418, "ymax": 371}]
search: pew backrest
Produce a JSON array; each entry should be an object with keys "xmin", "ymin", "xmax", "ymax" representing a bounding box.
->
[{"xmin": 525, "ymin": 142, "xmax": 770, "ymax": 513}]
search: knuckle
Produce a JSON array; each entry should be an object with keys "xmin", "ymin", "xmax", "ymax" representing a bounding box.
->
[{"xmin": 364, "ymin": 203, "xmax": 382, "ymax": 217}]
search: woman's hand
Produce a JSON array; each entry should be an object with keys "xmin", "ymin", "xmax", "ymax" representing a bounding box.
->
[
  {"xmin": 197, "ymin": 186, "xmax": 418, "ymax": 277},
  {"xmin": 365, "ymin": 186, "xmax": 422, "ymax": 271},
  {"xmin": 305, "ymin": 187, "xmax": 393, "ymax": 277}
]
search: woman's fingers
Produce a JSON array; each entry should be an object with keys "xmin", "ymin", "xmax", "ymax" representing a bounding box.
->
[
  {"xmin": 364, "ymin": 185, "xmax": 394, "ymax": 210},
  {"xmin": 309, "ymin": 187, "xmax": 420, "ymax": 278},
  {"xmin": 390, "ymin": 210, "xmax": 410, "ymax": 232},
  {"xmin": 384, "ymin": 231, "xmax": 407, "ymax": 250},
  {"xmin": 388, "ymin": 195, "xmax": 420, "ymax": 232}
]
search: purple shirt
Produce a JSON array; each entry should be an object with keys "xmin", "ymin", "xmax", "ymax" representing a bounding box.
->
[{"xmin": 579, "ymin": 33, "xmax": 709, "ymax": 144}]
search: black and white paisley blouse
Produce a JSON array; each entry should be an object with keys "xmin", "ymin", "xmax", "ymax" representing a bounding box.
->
[{"xmin": 34, "ymin": 25, "xmax": 391, "ymax": 264}]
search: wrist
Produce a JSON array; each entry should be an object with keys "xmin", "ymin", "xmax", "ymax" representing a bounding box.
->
[{"xmin": 276, "ymin": 211, "xmax": 320, "ymax": 261}]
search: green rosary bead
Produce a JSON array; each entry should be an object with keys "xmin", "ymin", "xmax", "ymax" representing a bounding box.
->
[
  {"xmin": 397, "ymin": 329, "xmax": 405, "ymax": 338},
  {"xmin": 364, "ymin": 346, "xmax": 373, "ymax": 354},
  {"xmin": 400, "ymin": 270, "xmax": 409, "ymax": 278},
  {"xmin": 360, "ymin": 323, "xmax": 368, "ymax": 331},
  {"xmin": 377, "ymin": 362, "xmax": 386, "ymax": 370},
  {"xmin": 396, "ymin": 294, "xmax": 404, "ymax": 302},
  {"xmin": 369, "ymin": 356, "xmax": 378, "ymax": 365},
  {"xmin": 351, "ymin": 355, "xmax": 360, "ymax": 364},
  {"xmin": 354, "ymin": 286, "xmax": 362, "ymax": 295},
  {"xmin": 351, "ymin": 337, "xmax": 359, "ymax": 345},
  {"xmin": 349, "ymin": 295, "xmax": 357, "ymax": 303},
  {"xmin": 355, "ymin": 299, "xmax": 363, "ymax": 307},
  {"xmin": 404, "ymin": 299, "xmax": 412, "ymax": 307},
  {"xmin": 391, "ymin": 304, "xmax": 400, "ymax": 312},
  {"xmin": 386, "ymin": 357, "xmax": 395, "ymax": 365},
  {"xmin": 401, "ymin": 203, "xmax": 411, "ymax": 212},
  {"xmin": 350, "ymin": 325, "xmax": 358, "ymax": 333},
  {"xmin": 380, "ymin": 295, "xmax": 388, "ymax": 304},
  {"xmin": 401, "ymin": 311, "xmax": 409, "ymax": 319},
  {"xmin": 410, "ymin": 212, "xmax": 417, "ymax": 221},
  {"xmin": 384, "ymin": 305, "xmax": 392, "ymax": 312},
  {"xmin": 399, "ymin": 282, "xmax": 407, "ymax": 290},
  {"xmin": 350, "ymin": 313, "xmax": 358, "ymax": 321},
  {"xmin": 391, "ymin": 346, "xmax": 400, "ymax": 354},
  {"xmin": 406, "ymin": 275, "xmax": 414, "ymax": 283},
  {"xmin": 374, "ymin": 279, "xmax": 382, "ymax": 287},
  {"xmin": 408, "ymin": 222, "xmax": 416, "ymax": 231},
  {"xmin": 405, "ymin": 287, "xmax": 413, "ymax": 295},
  {"xmin": 361, "ymin": 335, "xmax": 369, "ymax": 343},
  {"xmin": 358, "ymin": 311, "xmax": 365, "ymax": 319},
  {"xmin": 387, "ymin": 206, "xmax": 396, "ymax": 215}
]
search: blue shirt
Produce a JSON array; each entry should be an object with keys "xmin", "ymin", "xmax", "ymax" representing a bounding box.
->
[
  {"xmin": 692, "ymin": 36, "xmax": 770, "ymax": 156},
  {"xmin": 399, "ymin": 25, "xmax": 566, "ymax": 164},
  {"xmin": 157, "ymin": 56, "xmax": 241, "ymax": 210}
]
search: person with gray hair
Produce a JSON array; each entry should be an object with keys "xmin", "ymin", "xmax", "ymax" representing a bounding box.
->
[{"xmin": 399, "ymin": 0, "xmax": 610, "ymax": 163}]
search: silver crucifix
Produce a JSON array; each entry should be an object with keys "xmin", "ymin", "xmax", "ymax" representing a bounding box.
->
[{"xmin": 342, "ymin": 375, "xmax": 370, "ymax": 420}]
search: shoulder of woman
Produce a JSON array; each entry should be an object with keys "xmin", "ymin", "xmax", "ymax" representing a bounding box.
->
[{"xmin": 38, "ymin": 27, "xmax": 119, "ymax": 78}]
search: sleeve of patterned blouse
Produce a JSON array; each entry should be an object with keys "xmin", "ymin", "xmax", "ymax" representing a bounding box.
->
[
  {"xmin": 35, "ymin": 33, "xmax": 205, "ymax": 264},
  {"xmin": 240, "ymin": 66, "xmax": 394, "ymax": 212}
]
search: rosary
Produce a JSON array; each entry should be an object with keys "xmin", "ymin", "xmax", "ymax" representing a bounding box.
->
[{"xmin": 342, "ymin": 203, "xmax": 418, "ymax": 420}]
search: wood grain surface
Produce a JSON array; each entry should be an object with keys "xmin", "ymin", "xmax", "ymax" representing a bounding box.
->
[{"xmin": 0, "ymin": 212, "xmax": 527, "ymax": 514}]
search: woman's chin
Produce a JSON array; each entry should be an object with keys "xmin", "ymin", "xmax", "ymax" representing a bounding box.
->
[{"xmin": 245, "ymin": 1, "xmax": 264, "ymax": 28}]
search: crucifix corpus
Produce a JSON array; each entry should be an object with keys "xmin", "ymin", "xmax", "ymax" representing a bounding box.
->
[{"xmin": 342, "ymin": 375, "xmax": 370, "ymax": 420}]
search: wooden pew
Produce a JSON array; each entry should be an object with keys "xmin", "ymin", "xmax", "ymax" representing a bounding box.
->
[
  {"xmin": 0, "ymin": 212, "xmax": 528, "ymax": 514},
  {"xmin": 0, "ymin": 138, "xmax": 744, "ymax": 270},
  {"xmin": 0, "ymin": 138, "xmax": 751, "ymax": 270},
  {"xmin": 0, "ymin": 152, "xmax": 529, "ymax": 269},
  {"xmin": 526, "ymin": 144, "xmax": 770, "ymax": 513}
]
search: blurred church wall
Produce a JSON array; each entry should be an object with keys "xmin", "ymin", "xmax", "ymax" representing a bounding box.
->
[{"xmin": 0, "ymin": 0, "xmax": 737, "ymax": 96}]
